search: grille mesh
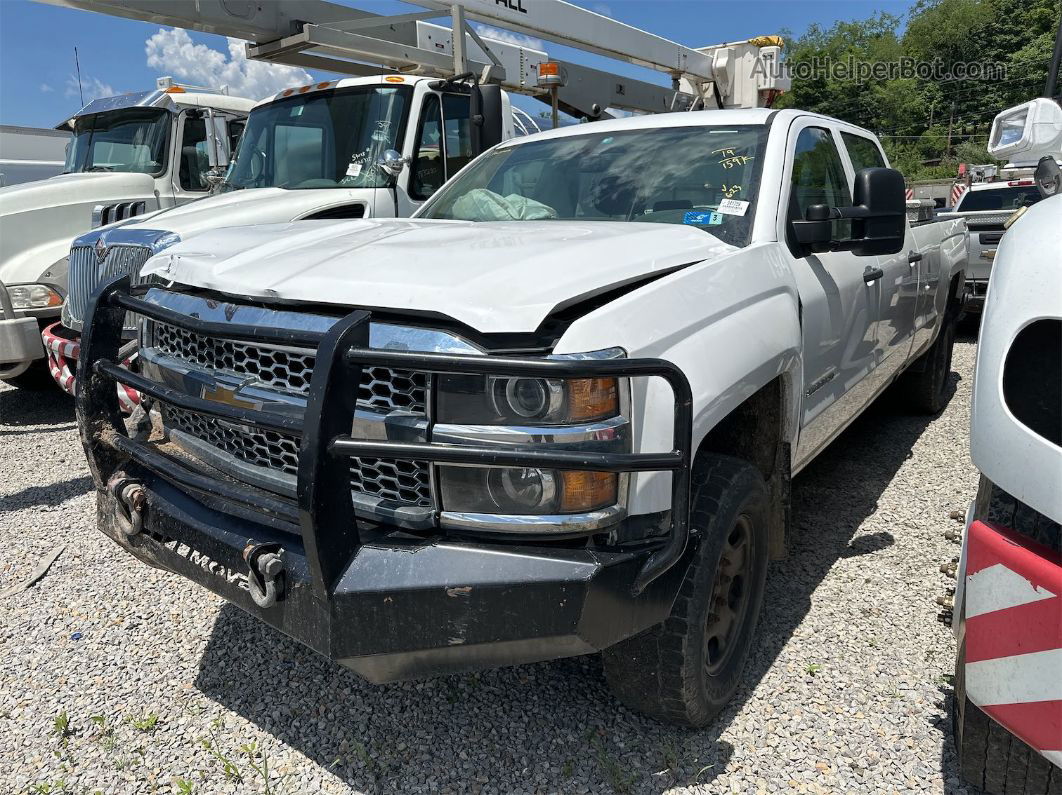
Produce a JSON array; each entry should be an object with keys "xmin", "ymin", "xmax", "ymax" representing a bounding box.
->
[
  {"xmin": 151, "ymin": 321, "xmax": 428, "ymax": 412},
  {"xmin": 164, "ymin": 405, "xmax": 432, "ymax": 507},
  {"xmin": 65, "ymin": 244, "xmax": 152, "ymax": 328}
]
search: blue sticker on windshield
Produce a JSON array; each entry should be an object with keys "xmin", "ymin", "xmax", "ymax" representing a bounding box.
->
[{"xmin": 683, "ymin": 211, "xmax": 723, "ymax": 226}]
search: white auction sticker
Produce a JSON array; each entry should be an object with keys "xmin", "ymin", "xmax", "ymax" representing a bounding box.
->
[
  {"xmin": 346, "ymin": 163, "xmax": 362, "ymax": 177},
  {"xmin": 716, "ymin": 198, "xmax": 749, "ymax": 216}
]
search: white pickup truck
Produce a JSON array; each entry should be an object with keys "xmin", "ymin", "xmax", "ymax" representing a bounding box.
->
[
  {"xmin": 77, "ymin": 107, "xmax": 967, "ymax": 725},
  {"xmin": 0, "ymin": 80, "xmax": 253, "ymax": 385}
]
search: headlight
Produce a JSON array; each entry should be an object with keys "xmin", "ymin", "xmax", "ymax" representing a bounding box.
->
[
  {"xmin": 437, "ymin": 375, "xmax": 619, "ymax": 425},
  {"xmin": 6, "ymin": 284, "xmax": 62, "ymax": 310},
  {"xmin": 439, "ymin": 465, "xmax": 618, "ymax": 515},
  {"xmin": 435, "ymin": 351, "xmax": 627, "ymax": 521}
]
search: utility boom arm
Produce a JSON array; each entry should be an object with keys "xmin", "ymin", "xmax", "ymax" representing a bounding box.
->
[{"xmin": 38, "ymin": 0, "xmax": 788, "ymax": 116}]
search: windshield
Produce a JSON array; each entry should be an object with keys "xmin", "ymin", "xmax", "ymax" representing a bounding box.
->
[
  {"xmin": 419, "ymin": 124, "xmax": 769, "ymax": 247},
  {"xmin": 957, "ymin": 185, "xmax": 1042, "ymax": 211},
  {"xmin": 63, "ymin": 108, "xmax": 170, "ymax": 175},
  {"xmin": 221, "ymin": 86, "xmax": 412, "ymax": 191}
]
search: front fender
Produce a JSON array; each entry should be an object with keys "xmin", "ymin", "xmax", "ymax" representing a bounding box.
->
[{"xmin": 555, "ymin": 243, "xmax": 802, "ymax": 515}]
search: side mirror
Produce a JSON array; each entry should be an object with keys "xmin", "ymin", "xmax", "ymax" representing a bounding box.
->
[
  {"xmin": 376, "ymin": 149, "xmax": 407, "ymax": 179},
  {"xmin": 1034, "ymin": 155, "xmax": 1061, "ymax": 199},
  {"xmin": 202, "ymin": 167, "xmax": 226, "ymax": 192},
  {"xmin": 791, "ymin": 167, "xmax": 907, "ymax": 256},
  {"xmin": 470, "ymin": 84, "xmax": 504, "ymax": 155}
]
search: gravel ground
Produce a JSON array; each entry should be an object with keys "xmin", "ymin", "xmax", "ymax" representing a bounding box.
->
[{"xmin": 0, "ymin": 338, "xmax": 979, "ymax": 795}]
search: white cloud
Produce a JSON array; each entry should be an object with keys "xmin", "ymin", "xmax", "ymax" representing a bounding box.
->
[
  {"xmin": 145, "ymin": 28, "xmax": 312, "ymax": 100},
  {"xmin": 592, "ymin": 3, "xmax": 614, "ymax": 17},
  {"xmin": 472, "ymin": 23, "xmax": 544, "ymax": 52},
  {"xmin": 39, "ymin": 83, "xmax": 54, "ymax": 93},
  {"xmin": 65, "ymin": 74, "xmax": 115, "ymax": 103}
]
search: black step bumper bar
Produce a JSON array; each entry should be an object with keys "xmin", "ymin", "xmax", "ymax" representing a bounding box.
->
[{"xmin": 76, "ymin": 277, "xmax": 694, "ymax": 681}]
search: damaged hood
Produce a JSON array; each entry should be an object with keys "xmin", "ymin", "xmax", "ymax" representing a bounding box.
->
[{"xmin": 144, "ymin": 219, "xmax": 735, "ymax": 333}]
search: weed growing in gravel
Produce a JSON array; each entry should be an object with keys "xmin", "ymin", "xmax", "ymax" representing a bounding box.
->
[
  {"xmin": 172, "ymin": 778, "xmax": 195, "ymax": 795},
  {"xmin": 128, "ymin": 713, "xmax": 159, "ymax": 732},
  {"xmin": 587, "ymin": 728, "xmax": 634, "ymax": 794},
  {"xmin": 51, "ymin": 711, "xmax": 74, "ymax": 745},
  {"xmin": 805, "ymin": 663, "xmax": 823, "ymax": 676}
]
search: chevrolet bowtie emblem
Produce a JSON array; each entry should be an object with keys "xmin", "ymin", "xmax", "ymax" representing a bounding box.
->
[
  {"xmin": 201, "ymin": 380, "xmax": 261, "ymax": 411},
  {"xmin": 94, "ymin": 237, "xmax": 108, "ymax": 262}
]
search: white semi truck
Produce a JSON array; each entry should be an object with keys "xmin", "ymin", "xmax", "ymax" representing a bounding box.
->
[
  {"xmin": 75, "ymin": 95, "xmax": 968, "ymax": 723},
  {"xmin": 0, "ymin": 80, "xmax": 254, "ymax": 384},
  {"xmin": 33, "ymin": 0, "xmax": 787, "ymax": 401}
]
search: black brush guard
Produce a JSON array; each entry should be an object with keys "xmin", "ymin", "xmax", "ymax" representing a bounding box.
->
[{"xmin": 77, "ymin": 276, "xmax": 695, "ymax": 682}]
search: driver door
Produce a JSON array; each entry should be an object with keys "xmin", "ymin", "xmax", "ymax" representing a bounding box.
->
[{"xmin": 783, "ymin": 123, "xmax": 880, "ymax": 467}]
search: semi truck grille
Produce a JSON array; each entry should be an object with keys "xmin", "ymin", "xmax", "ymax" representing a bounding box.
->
[
  {"xmin": 65, "ymin": 244, "xmax": 152, "ymax": 329},
  {"xmin": 151, "ymin": 321, "xmax": 428, "ymax": 413},
  {"xmin": 163, "ymin": 405, "xmax": 432, "ymax": 507}
]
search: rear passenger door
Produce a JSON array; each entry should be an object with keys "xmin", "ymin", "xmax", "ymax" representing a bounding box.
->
[
  {"xmin": 783, "ymin": 122, "xmax": 881, "ymax": 466},
  {"xmin": 840, "ymin": 130, "xmax": 918, "ymax": 387}
]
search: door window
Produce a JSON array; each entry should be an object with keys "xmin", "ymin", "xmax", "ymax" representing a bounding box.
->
[
  {"xmin": 178, "ymin": 116, "xmax": 211, "ymax": 191},
  {"xmin": 411, "ymin": 95, "xmax": 445, "ymax": 200},
  {"xmin": 227, "ymin": 120, "xmax": 245, "ymax": 160},
  {"xmin": 841, "ymin": 132, "xmax": 886, "ymax": 172},
  {"xmin": 788, "ymin": 127, "xmax": 852, "ymax": 250}
]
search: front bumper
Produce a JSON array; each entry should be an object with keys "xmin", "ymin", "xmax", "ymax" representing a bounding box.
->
[
  {"xmin": 0, "ymin": 282, "xmax": 49, "ymax": 376},
  {"xmin": 77, "ymin": 276, "xmax": 694, "ymax": 682},
  {"xmin": 98, "ymin": 475, "xmax": 681, "ymax": 682}
]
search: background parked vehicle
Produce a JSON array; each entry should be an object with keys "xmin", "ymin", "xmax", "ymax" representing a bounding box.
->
[
  {"xmin": 0, "ymin": 78, "xmax": 253, "ymax": 386},
  {"xmin": 0, "ymin": 124, "xmax": 69, "ymax": 187}
]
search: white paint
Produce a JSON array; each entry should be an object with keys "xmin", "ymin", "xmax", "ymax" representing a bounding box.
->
[
  {"xmin": 967, "ymin": 648, "xmax": 1062, "ymax": 706},
  {"xmin": 964, "ymin": 563, "xmax": 1057, "ymax": 618}
]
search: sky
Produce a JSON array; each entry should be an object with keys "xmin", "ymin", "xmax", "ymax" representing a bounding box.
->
[{"xmin": 0, "ymin": 0, "xmax": 918, "ymax": 128}]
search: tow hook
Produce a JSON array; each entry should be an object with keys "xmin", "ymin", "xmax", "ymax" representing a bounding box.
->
[
  {"xmin": 242, "ymin": 542, "xmax": 285, "ymax": 609},
  {"xmin": 109, "ymin": 477, "xmax": 146, "ymax": 538}
]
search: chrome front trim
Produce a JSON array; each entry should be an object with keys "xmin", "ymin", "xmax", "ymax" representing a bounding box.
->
[
  {"xmin": 168, "ymin": 429, "xmax": 435, "ymax": 530},
  {"xmin": 433, "ymin": 414, "xmax": 629, "ymax": 449},
  {"xmin": 139, "ymin": 288, "xmax": 483, "ymax": 355},
  {"xmin": 440, "ymin": 504, "xmax": 627, "ymax": 534}
]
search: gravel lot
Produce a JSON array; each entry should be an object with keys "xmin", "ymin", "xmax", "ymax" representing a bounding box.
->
[{"xmin": 1, "ymin": 338, "xmax": 979, "ymax": 795}]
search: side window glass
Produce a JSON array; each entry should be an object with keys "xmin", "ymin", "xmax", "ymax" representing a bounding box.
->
[
  {"xmin": 411, "ymin": 95, "xmax": 444, "ymax": 200},
  {"xmin": 789, "ymin": 127, "xmax": 852, "ymax": 220},
  {"xmin": 841, "ymin": 132, "xmax": 886, "ymax": 172},
  {"xmin": 442, "ymin": 94, "xmax": 473, "ymax": 177},
  {"xmin": 228, "ymin": 120, "xmax": 245, "ymax": 160},
  {"xmin": 178, "ymin": 116, "xmax": 210, "ymax": 191}
]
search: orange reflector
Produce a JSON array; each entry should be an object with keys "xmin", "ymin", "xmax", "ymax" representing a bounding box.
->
[
  {"xmin": 559, "ymin": 471, "xmax": 617, "ymax": 513},
  {"xmin": 316, "ymin": 81, "xmax": 331, "ymax": 89},
  {"xmin": 384, "ymin": 76, "xmax": 405, "ymax": 83},
  {"xmin": 566, "ymin": 378, "xmax": 619, "ymax": 422},
  {"xmin": 298, "ymin": 85, "xmax": 311, "ymax": 93},
  {"xmin": 164, "ymin": 86, "xmax": 186, "ymax": 93},
  {"xmin": 281, "ymin": 89, "xmax": 294, "ymax": 97},
  {"xmin": 538, "ymin": 62, "xmax": 560, "ymax": 77}
]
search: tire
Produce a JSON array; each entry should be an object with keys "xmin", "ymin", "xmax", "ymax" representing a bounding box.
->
[
  {"xmin": 602, "ymin": 454, "xmax": 769, "ymax": 727},
  {"xmin": 903, "ymin": 319, "xmax": 956, "ymax": 414},
  {"xmin": 953, "ymin": 641, "xmax": 1062, "ymax": 794}
]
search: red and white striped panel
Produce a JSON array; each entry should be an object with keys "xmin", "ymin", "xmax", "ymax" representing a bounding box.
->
[
  {"xmin": 41, "ymin": 322, "xmax": 139, "ymax": 413},
  {"xmin": 905, "ymin": 188, "xmax": 914, "ymax": 200},
  {"xmin": 951, "ymin": 183, "xmax": 968, "ymax": 207},
  {"xmin": 964, "ymin": 520, "xmax": 1062, "ymax": 768}
]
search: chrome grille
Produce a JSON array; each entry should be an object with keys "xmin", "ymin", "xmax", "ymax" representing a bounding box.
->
[
  {"xmin": 150, "ymin": 320, "xmax": 428, "ymax": 413},
  {"xmin": 163, "ymin": 405, "xmax": 432, "ymax": 507},
  {"xmin": 65, "ymin": 244, "xmax": 152, "ymax": 329}
]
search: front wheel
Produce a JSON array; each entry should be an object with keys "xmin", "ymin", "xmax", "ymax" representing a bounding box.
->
[{"xmin": 602, "ymin": 454, "xmax": 769, "ymax": 727}]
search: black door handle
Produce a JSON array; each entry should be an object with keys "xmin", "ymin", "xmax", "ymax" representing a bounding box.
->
[
  {"xmin": 908, "ymin": 251, "xmax": 923, "ymax": 264},
  {"xmin": 863, "ymin": 267, "xmax": 884, "ymax": 284}
]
